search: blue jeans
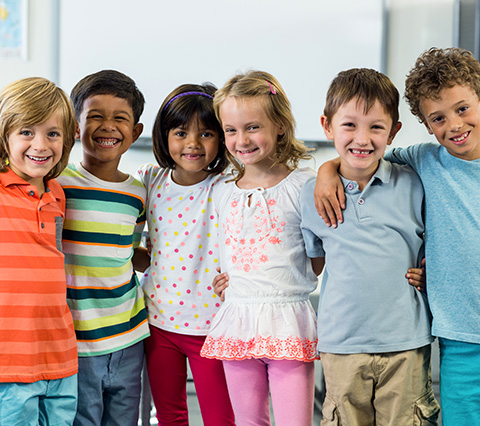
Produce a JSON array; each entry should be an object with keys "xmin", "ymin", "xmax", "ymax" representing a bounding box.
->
[
  {"xmin": 439, "ymin": 337, "xmax": 480, "ymax": 426},
  {"xmin": 0, "ymin": 374, "xmax": 77, "ymax": 426},
  {"xmin": 74, "ymin": 341, "xmax": 144, "ymax": 426}
]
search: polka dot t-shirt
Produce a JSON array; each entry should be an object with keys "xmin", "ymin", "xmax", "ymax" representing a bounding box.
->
[{"xmin": 137, "ymin": 164, "xmax": 222, "ymax": 335}]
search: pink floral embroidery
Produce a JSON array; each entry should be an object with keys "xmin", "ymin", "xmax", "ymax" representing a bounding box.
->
[
  {"xmin": 224, "ymin": 197, "xmax": 284, "ymax": 271},
  {"xmin": 201, "ymin": 334, "xmax": 319, "ymax": 361}
]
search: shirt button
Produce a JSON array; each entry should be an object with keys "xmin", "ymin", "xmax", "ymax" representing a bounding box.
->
[
  {"xmin": 29, "ymin": 191, "xmax": 35, "ymax": 196},
  {"xmin": 347, "ymin": 183, "xmax": 354, "ymax": 190},
  {"xmin": 358, "ymin": 198, "xmax": 365, "ymax": 205},
  {"xmin": 41, "ymin": 223, "xmax": 45, "ymax": 228}
]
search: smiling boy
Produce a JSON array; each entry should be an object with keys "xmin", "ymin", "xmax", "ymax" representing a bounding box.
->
[
  {"xmin": 314, "ymin": 48, "xmax": 480, "ymax": 426},
  {"xmin": 300, "ymin": 68, "xmax": 439, "ymax": 425},
  {"xmin": 57, "ymin": 70, "xmax": 150, "ymax": 426}
]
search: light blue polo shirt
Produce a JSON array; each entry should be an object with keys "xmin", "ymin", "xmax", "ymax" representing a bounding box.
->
[{"xmin": 300, "ymin": 158, "xmax": 433, "ymax": 354}]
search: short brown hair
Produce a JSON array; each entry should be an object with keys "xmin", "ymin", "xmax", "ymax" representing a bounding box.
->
[
  {"xmin": 405, "ymin": 47, "xmax": 480, "ymax": 122},
  {"xmin": 0, "ymin": 77, "xmax": 76, "ymax": 179},
  {"xmin": 70, "ymin": 70, "xmax": 145, "ymax": 124},
  {"xmin": 214, "ymin": 70, "xmax": 310, "ymax": 181},
  {"xmin": 324, "ymin": 68, "xmax": 399, "ymax": 128}
]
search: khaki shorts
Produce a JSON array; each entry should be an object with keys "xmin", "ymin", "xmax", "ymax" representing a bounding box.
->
[{"xmin": 320, "ymin": 345, "xmax": 440, "ymax": 426}]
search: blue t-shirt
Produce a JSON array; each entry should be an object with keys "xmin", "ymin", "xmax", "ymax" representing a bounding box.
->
[
  {"xmin": 386, "ymin": 143, "xmax": 480, "ymax": 344},
  {"xmin": 301, "ymin": 159, "xmax": 433, "ymax": 353}
]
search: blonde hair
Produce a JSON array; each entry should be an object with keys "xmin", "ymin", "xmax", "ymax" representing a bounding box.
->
[
  {"xmin": 0, "ymin": 77, "xmax": 76, "ymax": 179},
  {"xmin": 213, "ymin": 70, "xmax": 310, "ymax": 180}
]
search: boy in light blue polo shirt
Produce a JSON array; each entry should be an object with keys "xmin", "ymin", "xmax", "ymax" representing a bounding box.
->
[{"xmin": 300, "ymin": 68, "xmax": 439, "ymax": 425}]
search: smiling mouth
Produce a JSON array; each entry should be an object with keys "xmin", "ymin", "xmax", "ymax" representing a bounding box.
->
[
  {"xmin": 350, "ymin": 148, "xmax": 373, "ymax": 155},
  {"xmin": 182, "ymin": 153, "xmax": 205, "ymax": 160},
  {"xmin": 450, "ymin": 131, "xmax": 469, "ymax": 144},
  {"xmin": 238, "ymin": 147, "xmax": 258, "ymax": 154},
  {"xmin": 27, "ymin": 155, "xmax": 51, "ymax": 163},
  {"xmin": 95, "ymin": 137, "xmax": 120, "ymax": 147}
]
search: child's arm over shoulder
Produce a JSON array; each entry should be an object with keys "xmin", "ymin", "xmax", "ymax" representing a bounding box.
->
[
  {"xmin": 384, "ymin": 142, "xmax": 435, "ymax": 170},
  {"xmin": 313, "ymin": 157, "xmax": 344, "ymax": 228}
]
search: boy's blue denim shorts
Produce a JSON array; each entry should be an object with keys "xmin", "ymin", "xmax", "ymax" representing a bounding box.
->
[
  {"xmin": 0, "ymin": 374, "xmax": 77, "ymax": 426},
  {"xmin": 439, "ymin": 337, "xmax": 480, "ymax": 426},
  {"xmin": 74, "ymin": 340, "xmax": 144, "ymax": 426}
]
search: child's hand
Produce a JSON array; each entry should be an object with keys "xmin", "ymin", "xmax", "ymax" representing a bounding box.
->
[
  {"xmin": 213, "ymin": 267, "xmax": 229, "ymax": 302},
  {"xmin": 406, "ymin": 258, "xmax": 426, "ymax": 292},
  {"xmin": 314, "ymin": 158, "xmax": 345, "ymax": 228},
  {"xmin": 146, "ymin": 236, "xmax": 153, "ymax": 257}
]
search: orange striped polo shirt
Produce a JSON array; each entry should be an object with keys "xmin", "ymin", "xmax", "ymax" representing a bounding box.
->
[{"xmin": 0, "ymin": 168, "xmax": 78, "ymax": 383}]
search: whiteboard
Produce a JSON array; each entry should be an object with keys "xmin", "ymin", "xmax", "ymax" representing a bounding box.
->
[{"xmin": 59, "ymin": 0, "xmax": 384, "ymax": 142}]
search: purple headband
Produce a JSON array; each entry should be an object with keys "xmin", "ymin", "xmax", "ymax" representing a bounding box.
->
[{"xmin": 163, "ymin": 91, "xmax": 214, "ymax": 112}]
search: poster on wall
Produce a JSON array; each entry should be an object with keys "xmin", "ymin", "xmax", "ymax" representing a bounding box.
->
[{"xmin": 0, "ymin": 0, "xmax": 27, "ymax": 60}]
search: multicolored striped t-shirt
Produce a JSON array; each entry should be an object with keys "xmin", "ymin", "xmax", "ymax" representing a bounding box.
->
[{"xmin": 58, "ymin": 163, "xmax": 149, "ymax": 356}]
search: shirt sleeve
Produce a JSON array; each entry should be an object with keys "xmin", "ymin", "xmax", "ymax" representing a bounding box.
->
[{"xmin": 299, "ymin": 178, "xmax": 326, "ymax": 258}]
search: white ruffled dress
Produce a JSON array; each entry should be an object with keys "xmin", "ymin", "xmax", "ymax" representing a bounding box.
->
[{"xmin": 201, "ymin": 168, "xmax": 319, "ymax": 362}]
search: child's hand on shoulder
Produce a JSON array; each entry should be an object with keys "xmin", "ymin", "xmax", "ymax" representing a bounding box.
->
[
  {"xmin": 406, "ymin": 258, "xmax": 426, "ymax": 292},
  {"xmin": 314, "ymin": 158, "xmax": 345, "ymax": 228},
  {"xmin": 213, "ymin": 267, "xmax": 229, "ymax": 302}
]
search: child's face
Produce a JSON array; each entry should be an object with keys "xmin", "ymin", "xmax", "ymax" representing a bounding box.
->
[
  {"xmin": 420, "ymin": 85, "xmax": 480, "ymax": 161},
  {"xmin": 168, "ymin": 117, "xmax": 219, "ymax": 185},
  {"xmin": 76, "ymin": 94, "xmax": 143, "ymax": 168},
  {"xmin": 7, "ymin": 109, "xmax": 64, "ymax": 190},
  {"xmin": 220, "ymin": 96, "xmax": 284, "ymax": 169},
  {"xmin": 321, "ymin": 98, "xmax": 400, "ymax": 183}
]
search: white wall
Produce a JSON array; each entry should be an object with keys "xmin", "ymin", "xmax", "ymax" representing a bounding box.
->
[
  {"xmin": 0, "ymin": 0, "xmax": 459, "ymax": 173},
  {"xmin": 386, "ymin": 0, "xmax": 456, "ymax": 148}
]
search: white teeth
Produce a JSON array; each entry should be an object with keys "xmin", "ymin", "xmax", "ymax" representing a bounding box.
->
[
  {"xmin": 351, "ymin": 149, "xmax": 371, "ymax": 154},
  {"xmin": 96, "ymin": 139, "xmax": 118, "ymax": 146},
  {"xmin": 28, "ymin": 155, "xmax": 49, "ymax": 161},
  {"xmin": 452, "ymin": 132, "xmax": 468, "ymax": 142}
]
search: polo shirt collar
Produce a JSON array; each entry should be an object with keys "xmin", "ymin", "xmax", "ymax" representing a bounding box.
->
[
  {"xmin": 341, "ymin": 157, "xmax": 392, "ymax": 189},
  {"xmin": 0, "ymin": 167, "xmax": 54, "ymax": 197}
]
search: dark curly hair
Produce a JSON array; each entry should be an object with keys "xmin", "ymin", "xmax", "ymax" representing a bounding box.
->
[{"xmin": 405, "ymin": 47, "xmax": 480, "ymax": 122}]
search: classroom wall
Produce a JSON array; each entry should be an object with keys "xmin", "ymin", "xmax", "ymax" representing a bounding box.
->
[{"xmin": 0, "ymin": 0, "xmax": 457, "ymax": 174}]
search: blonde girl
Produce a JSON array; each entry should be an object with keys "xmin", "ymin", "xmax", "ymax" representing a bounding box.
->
[{"xmin": 200, "ymin": 71, "xmax": 323, "ymax": 426}]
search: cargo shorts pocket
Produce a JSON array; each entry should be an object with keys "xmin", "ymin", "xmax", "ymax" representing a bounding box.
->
[
  {"xmin": 414, "ymin": 388, "xmax": 440, "ymax": 425},
  {"xmin": 321, "ymin": 394, "xmax": 342, "ymax": 425}
]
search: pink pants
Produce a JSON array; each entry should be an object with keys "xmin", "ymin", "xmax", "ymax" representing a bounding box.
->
[
  {"xmin": 145, "ymin": 326, "xmax": 235, "ymax": 426},
  {"xmin": 222, "ymin": 358, "xmax": 315, "ymax": 426}
]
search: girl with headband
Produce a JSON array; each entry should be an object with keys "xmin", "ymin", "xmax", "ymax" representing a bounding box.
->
[
  {"xmin": 200, "ymin": 70, "xmax": 322, "ymax": 426},
  {"xmin": 137, "ymin": 84, "xmax": 234, "ymax": 425}
]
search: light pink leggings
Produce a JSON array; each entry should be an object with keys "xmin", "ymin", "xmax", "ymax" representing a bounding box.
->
[{"xmin": 222, "ymin": 358, "xmax": 315, "ymax": 426}]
